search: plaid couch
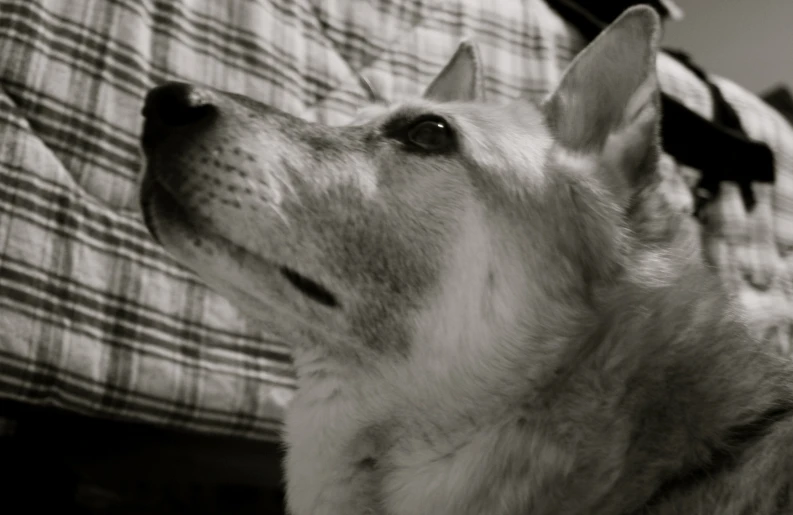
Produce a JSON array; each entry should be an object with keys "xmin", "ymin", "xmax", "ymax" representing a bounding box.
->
[{"xmin": 1, "ymin": 0, "xmax": 792, "ymax": 444}]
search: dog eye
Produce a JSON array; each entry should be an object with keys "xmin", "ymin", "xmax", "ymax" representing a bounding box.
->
[{"xmin": 405, "ymin": 117, "xmax": 454, "ymax": 151}]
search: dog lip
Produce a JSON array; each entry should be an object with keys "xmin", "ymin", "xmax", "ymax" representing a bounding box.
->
[
  {"xmin": 140, "ymin": 195, "xmax": 161, "ymax": 245},
  {"xmin": 279, "ymin": 266, "xmax": 340, "ymax": 308},
  {"xmin": 139, "ymin": 177, "xmax": 180, "ymax": 246}
]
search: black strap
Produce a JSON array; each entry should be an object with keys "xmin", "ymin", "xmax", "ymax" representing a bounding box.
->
[
  {"xmin": 546, "ymin": 0, "xmax": 776, "ymax": 215},
  {"xmin": 663, "ymin": 49, "xmax": 774, "ymax": 213}
]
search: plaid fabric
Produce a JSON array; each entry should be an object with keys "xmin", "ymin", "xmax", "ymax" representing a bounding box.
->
[{"xmin": 0, "ymin": 0, "xmax": 791, "ymax": 442}]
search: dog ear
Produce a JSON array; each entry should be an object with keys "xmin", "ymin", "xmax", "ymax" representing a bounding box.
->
[
  {"xmin": 543, "ymin": 6, "xmax": 662, "ymax": 204},
  {"xmin": 423, "ymin": 40, "xmax": 485, "ymax": 102}
]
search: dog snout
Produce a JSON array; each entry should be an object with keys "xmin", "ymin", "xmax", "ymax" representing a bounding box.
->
[{"xmin": 142, "ymin": 82, "xmax": 217, "ymax": 127}]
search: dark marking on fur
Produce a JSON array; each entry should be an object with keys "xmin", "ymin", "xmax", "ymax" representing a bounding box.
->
[
  {"xmin": 775, "ymin": 482, "xmax": 792, "ymax": 511},
  {"xmin": 358, "ymin": 456, "xmax": 377, "ymax": 470},
  {"xmin": 740, "ymin": 497, "xmax": 762, "ymax": 515},
  {"xmin": 304, "ymin": 134, "xmax": 338, "ymax": 156},
  {"xmin": 644, "ymin": 402, "xmax": 793, "ymax": 508}
]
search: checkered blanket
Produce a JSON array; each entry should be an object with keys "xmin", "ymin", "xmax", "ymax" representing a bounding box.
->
[{"xmin": 1, "ymin": 0, "xmax": 792, "ymax": 442}]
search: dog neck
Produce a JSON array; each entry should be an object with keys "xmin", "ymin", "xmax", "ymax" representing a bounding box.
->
[
  {"xmin": 285, "ymin": 206, "xmax": 793, "ymax": 515},
  {"xmin": 537, "ymin": 253, "xmax": 793, "ymax": 513}
]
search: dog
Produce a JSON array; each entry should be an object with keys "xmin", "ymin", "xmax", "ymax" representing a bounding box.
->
[{"xmin": 139, "ymin": 6, "xmax": 793, "ymax": 514}]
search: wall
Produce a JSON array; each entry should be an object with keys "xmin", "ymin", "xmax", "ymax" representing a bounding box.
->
[{"xmin": 662, "ymin": 0, "xmax": 793, "ymax": 94}]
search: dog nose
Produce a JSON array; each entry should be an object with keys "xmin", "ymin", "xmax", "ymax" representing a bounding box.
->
[{"xmin": 142, "ymin": 82, "xmax": 216, "ymax": 127}]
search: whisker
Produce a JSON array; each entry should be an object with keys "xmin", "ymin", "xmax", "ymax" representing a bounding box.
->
[{"xmin": 358, "ymin": 73, "xmax": 387, "ymax": 105}]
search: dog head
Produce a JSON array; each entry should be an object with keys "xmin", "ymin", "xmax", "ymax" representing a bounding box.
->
[{"xmin": 139, "ymin": 7, "xmax": 663, "ymax": 383}]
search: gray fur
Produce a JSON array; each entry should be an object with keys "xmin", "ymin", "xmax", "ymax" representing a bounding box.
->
[{"xmin": 139, "ymin": 7, "xmax": 793, "ymax": 515}]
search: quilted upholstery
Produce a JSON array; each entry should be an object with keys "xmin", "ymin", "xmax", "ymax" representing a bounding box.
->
[{"xmin": 0, "ymin": 0, "xmax": 791, "ymax": 441}]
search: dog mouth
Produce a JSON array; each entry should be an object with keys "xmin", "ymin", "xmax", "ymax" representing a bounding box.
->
[
  {"xmin": 140, "ymin": 176, "xmax": 340, "ymax": 309},
  {"xmin": 279, "ymin": 267, "xmax": 339, "ymax": 308},
  {"xmin": 139, "ymin": 171, "xmax": 165, "ymax": 246}
]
